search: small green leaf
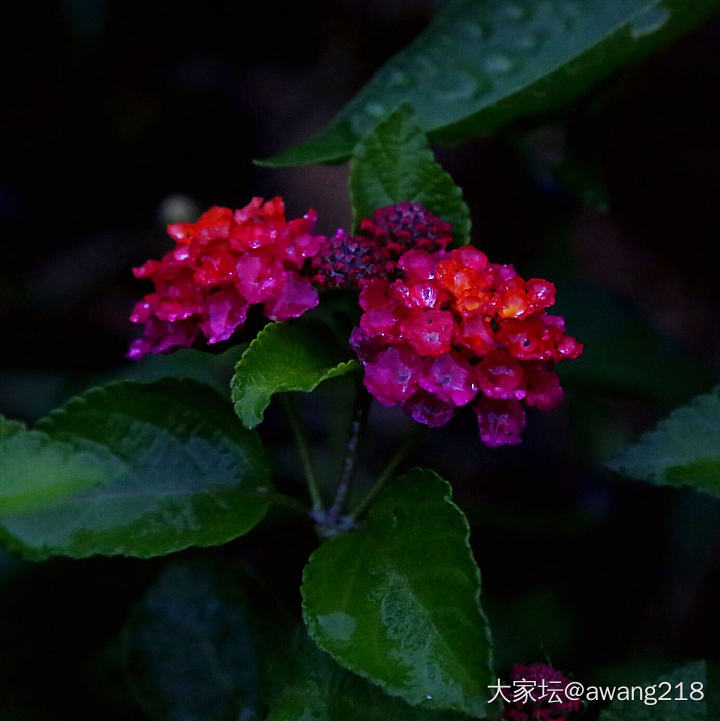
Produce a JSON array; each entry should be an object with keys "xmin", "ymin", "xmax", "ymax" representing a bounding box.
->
[
  {"xmin": 231, "ymin": 318, "xmax": 358, "ymax": 429},
  {"xmin": 301, "ymin": 468, "xmax": 493, "ymax": 717},
  {"xmin": 608, "ymin": 387, "xmax": 720, "ymax": 498},
  {"xmin": 598, "ymin": 661, "xmax": 707, "ymax": 720},
  {"xmin": 125, "ymin": 561, "xmax": 262, "ymax": 721},
  {"xmin": 0, "ymin": 379, "xmax": 271, "ymax": 559},
  {"xmin": 267, "ymin": 631, "xmax": 463, "ymax": 721},
  {"xmin": 261, "ymin": 0, "xmax": 720, "ymax": 167},
  {"xmin": 350, "ymin": 106, "xmax": 470, "ymax": 243}
]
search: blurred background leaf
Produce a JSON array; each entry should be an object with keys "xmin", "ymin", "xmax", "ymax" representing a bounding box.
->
[{"xmin": 262, "ymin": 0, "xmax": 720, "ymax": 166}]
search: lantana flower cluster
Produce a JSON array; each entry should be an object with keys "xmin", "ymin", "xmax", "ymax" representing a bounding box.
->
[
  {"xmin": 130, "ymin": 196, "xmax": 582, "ymax": 446},
  {"xmin": 128, "ymin": 197, "xmax": 322, "ymax": 359},
  {"xmin": 350, "ymin": 237, "xmax": 582, "ymax": 446}
]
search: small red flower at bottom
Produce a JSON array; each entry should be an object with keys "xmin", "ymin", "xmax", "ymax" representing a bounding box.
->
[
  {"xmin": 129, "ymin": 197, "xmax": 323, "ymax": 359},
  {"xmin": 503, "ymin": 663, "xmax": 582, "ymax": 721}
]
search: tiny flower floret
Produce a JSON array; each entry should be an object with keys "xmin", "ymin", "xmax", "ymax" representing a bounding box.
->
[
  {"xmin": 310, "ymin": 230, "xmax": 395, "ymax": 289},
  {"xmin": 128, "ymin": 197, "xmax": 323, "ymax": 359},
  {"xmin": 350, "ymin": 209, "xmax": 582, "ymax": 447},
  {"xmin": 310, "ymin": 202, "xmax": 452, "ymax": 289}
]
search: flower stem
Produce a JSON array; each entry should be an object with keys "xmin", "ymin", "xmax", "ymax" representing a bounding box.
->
[
  {"xmin": 280, "ymin": 394, "xmax": 323, "ymax": 513},
  {"xmin": 326, "ymin": 386, "xmax": 371, "ymax": 523},
  {"xmin": 349, "ymin": 425, "xmax": 427, "ymax": 521}
]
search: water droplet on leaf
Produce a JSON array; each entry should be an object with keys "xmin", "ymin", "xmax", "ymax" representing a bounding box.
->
[
  {"xmin": 365, "ymin": 102, "xmax": 387, "ymax": 119},
  {"xmin": 630, "ymin": 5, "xmax": 671, "ymax": 38},
  {"xmin": 485, "ymin": 53, "xmax": 517, "ymax": 74},
  {"xmin": 434, "ymin": 70, "xmax": 480, "ymax": 101}
]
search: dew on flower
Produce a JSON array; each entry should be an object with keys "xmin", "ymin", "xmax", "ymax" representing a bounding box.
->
[
  {"xmin": 349, "ymin": 203, "xmax": 582, "ymax": 447},
  {"xmin": 129, "ymin": 197, "xmax": 323, "ymax": 358}
]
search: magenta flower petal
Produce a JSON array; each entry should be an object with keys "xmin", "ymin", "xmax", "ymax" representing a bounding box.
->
[
  {"xmin": 418, "ymin": 352, "xmax": 478, "ymax": 407},
  {"xmin": 199, "ymin": 287, "xmax": 249, "ymax": 344},
  {"xmin": 263, "ymin": 274, "xmax": 319, "ymax": 321},
  {"xmin": 402, "ymin": 390, "xmax": 456, "ymax": 428},
  {"xmin": 362, "ymin": 346, "xmax": 421, "ymax": 406},
  {"xmin": 473, "ymin": 397, "xmax": 526, "ymax": 447}
]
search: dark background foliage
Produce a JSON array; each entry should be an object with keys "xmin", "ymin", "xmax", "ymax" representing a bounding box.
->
[{"xmin": 2, "ymin": 1, "xmax": 720, "ymax": 718}]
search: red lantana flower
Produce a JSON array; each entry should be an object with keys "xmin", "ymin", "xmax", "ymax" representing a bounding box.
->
[
  {"xmin": 129, "ymin": 196, "xmax": 582, "ymax": 449},
  {"xmin": 350, "ymin": 211, "xmax": 582, "ymax": 446},
  {"xmin": 128, "ymin": 197, "xmax": 323, "ymax": 359}
]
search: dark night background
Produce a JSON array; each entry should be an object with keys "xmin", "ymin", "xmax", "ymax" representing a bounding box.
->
[{"xmin": 2, "ymin": 1, "xmax": 720, "ymax": 719}]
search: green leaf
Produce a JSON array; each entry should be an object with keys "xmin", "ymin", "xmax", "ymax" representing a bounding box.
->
[
  {"xmin": 301, "ymin": 468, "xmax": 493, "ymax": 717},
  {"xmin": 267, "ymin": 631, "xmax": 463, "ymax": 721},
  {"xmin": 125, "ymin": 558, "xmax": 464, "ymax": 721},
  {"xmin": 0, "ymin": 379, "xmax": 271, "ymax": 559},
  {"xmin": 125, "ymin": 561, "xmax": 263, "ymax": 721},
  {"xmin": 231, "ymin": 318, "xmax": 358, "ymax": 429},
  {"xmin": 608, "ymin": 387, "xmax": 720, "ymax": 498},
  {"xmin": 350, "ymin": 106, "xmax": 470, "ymax": 243},
  {"xmin": 598, "ymin": 661, "xmax": 707, "ymax": 720},
  {"xmin": 261, "ymin": 0, "xmax": 720, "ymax": 167},
  {"xmin": 0, "ymin": 417, "xmax": 115, "ymax": 514}
]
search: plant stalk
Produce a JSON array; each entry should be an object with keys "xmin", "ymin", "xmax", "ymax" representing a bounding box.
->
[
  {"xmin": 326, "ymin": 386, "xmax": 371, "ymax": 524},
  {"xmin": 349, "ymin": 425, "xmax": 426, "ymax": 520},
  {"xmin": 280, "ymin": 394, "xmax": 323, "ymax": 513}
]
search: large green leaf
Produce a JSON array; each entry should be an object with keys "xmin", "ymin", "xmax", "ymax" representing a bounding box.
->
[
  {"xmin": 0, "ymin": 379, "xmax": 271, "ymax": 559},
  {"xmin": 301, "ymin": 468, "xmax": 493, "ymax": 717},
  {"xmin": 231, "ymin": 318, "xmax": 358, "ymax": 429},
  {"xmin": 599, "ymin": 661, "xmax": 707, "ymax": 720},
  {"xmin": 350, "ymin": 106, "xmax": 470, "ymax": 243},
  {"xmin": 125, "ymin": 561, "xmax": 263, "ymax": 721},
  {"xmin": 0, "ymin": 416, "xmax": 115, "ymax": 514},
  {"xmin": 607, "ymin": 387, "xmax": 720, "ymax": 498},
  {"xmin": 267, "ymin": 631, "xmax": 464, "ymax": 721},
  {"xmin": 261, "ymin": 0, "xmax": 720, "ymax": 167},
  {"xmin": 125, "ymin": 559, "xmax": 460, "ymax": 721}
]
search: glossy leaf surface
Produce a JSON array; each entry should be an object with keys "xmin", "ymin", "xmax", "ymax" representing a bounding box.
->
[
  {"xmin": 0, "ymin": 380, "xmax": 271, "ymax": 559},
  {"xmin": 599, "ymin": 661, "xmax": 707, "ymax": 720},
  {"xmin": 608, "ymin": 387, "xmax": 720, "ymax": 498},
  {"xmin": 0, "ymin": 416, "xmax": 114, "ymax": 514},
  {"xmin": 262, "ymin": 0, "xmax": 720, "ymax": 167},
  {"xmin": 267, "ymin": 632, "xmax": 464, "ymax": 721},
  {"xmin": 302, "ymin": 468, "xmax": 493, "ymax": 717}
]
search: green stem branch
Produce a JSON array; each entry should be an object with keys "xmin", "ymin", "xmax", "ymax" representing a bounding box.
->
[
  {"xmin": 280, "ymin": 394, "xmax": 323, "ymax": 513},
  {"xmin": 326, "ymin": 387, "xmax": 371, "ymax": 523},
  {"xmin": 349, "ymin": 425, "xmax": 426, "ymax": 520}
]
